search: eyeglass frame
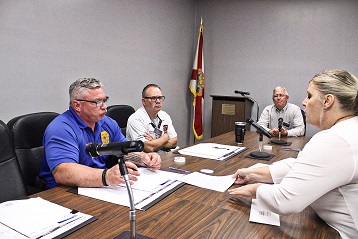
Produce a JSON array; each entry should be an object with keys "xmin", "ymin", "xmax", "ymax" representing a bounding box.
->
[
  {"xmin": 143, "ymin": 96, "xmax": 166, "ymax": 102},
  {"xmin": 272, "ymin": 94, "xmax": 287, "ymax": 99},
  {"xmin": 75, "ymin": 96, "xmax": 109, "ymax": 107}
]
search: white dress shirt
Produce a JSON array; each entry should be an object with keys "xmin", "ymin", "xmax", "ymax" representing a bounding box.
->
[
  {"xmin": 257, "ymin": 103, "xmax": 305, "ymax": 136},
  {"xmin": 257, "ymin": 117, "xmax": 358, "ymax": 239}
]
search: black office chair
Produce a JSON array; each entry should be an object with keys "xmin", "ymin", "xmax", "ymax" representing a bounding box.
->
[
  {"xmin": 106, "ymin": 105, "xmax": 135, "ymax": 137},
  {"xmin": 0, "ymin": 120, "xmax": 27, "ymax": 203},
  {"xmin": 7, "ymin": 112, "xmax": 59, "ymax": 195},
  {"xmin": 301, "ymin": 109, "xmax": 306, "ymax": 136}
]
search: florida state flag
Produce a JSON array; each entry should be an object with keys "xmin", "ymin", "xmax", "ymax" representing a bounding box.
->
[{"xmin": 189, "ymin": 18, "xmax": 204, "ymax": 140}]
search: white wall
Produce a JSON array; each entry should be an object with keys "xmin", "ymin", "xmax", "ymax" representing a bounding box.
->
[
  {"xmin": 1, "ymin": 0, "xmax": 358, "ymax": 147},
  {"xmin": 198, "ymin": 0, "xmax": 358, "ymax": 138},
  {"xmin": 0, "ymin": 0, "xmax": 196, "ymax": 147}
]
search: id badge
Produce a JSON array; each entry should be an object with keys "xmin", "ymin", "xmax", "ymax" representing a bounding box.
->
[{"xmin": 154, "ymin": 128, "xmax": 162, "ymax": 139}]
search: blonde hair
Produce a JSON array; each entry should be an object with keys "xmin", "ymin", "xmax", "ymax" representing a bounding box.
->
[{"xmin": 310, "ymin": 70, "xmax": 358, "ymax": 115}]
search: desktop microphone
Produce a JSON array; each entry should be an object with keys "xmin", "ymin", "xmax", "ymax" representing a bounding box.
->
[
  {"xmin": 87, "ymin": 141, "xmax": 152, "ymax": 239},
  {"xmin": 278, "ymin": 118, "xmax": 283, "ymax": 131},
  {"xmin": 246, "ymin": 118, "xmax": 272, "ymax": 159},
  {"xmin": 86, "ymin": 141, "xmax": 144, "ymax": 157},
  {"xmin": 246, "ymin": 118, "xmax": 272, "ymax": 138},
  {"xmin": 270, "ymin": 118, "xmax": 288, "ymax": 145},
  {"xmin": 278, "ymin": 118, "xmax": 290, "ymax": 129},
  {"xmin": 234, "ymin": 90, "xmax": 250, "ymax": 96},
  {"xmin": 115, "ymin": 154, "xmax": 152, "ymax": 239}
]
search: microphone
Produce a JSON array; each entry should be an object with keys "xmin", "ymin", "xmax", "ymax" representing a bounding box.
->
[
  {"xmin": 278, "ymin": 118, "xmax": 283, "ymax": 131},
  {"xmin": 87, "ymin": 140, "xmax": 152, "ymax": 239},
  {"xmin": 270, "ymin": 118, "xmax": 288, "ymax": 145},
  {"xmin": 234, "ymin": 90, "xmax": 250, "ymax": 96},
  {"xmin": 278, "ymin": 118, "xmax": 290, "ymax": 128},
  {"xmin": 246, "ymin": 118, "xmax": 271, "ymax": 159},
  {"xmin": 86, "ymin": 141, "xmax": 144, "ymax": 157},
  {"xmin": 246, "ymin": 118, "xmax": 272, "ymax": 138}
]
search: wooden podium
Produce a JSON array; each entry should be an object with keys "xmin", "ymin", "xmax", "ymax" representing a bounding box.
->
[{"xmin": 210, "ymin": 95, "xmax": 254, "ymax": 137}]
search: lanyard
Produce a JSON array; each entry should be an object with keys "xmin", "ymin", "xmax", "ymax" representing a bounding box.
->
[{"xmin": 150, "ymin": 115, "xmax": 162, "ymax": 129}]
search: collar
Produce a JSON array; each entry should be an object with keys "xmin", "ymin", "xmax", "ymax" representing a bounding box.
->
[{"xmin": 275, "ymin": 104, "xmax": 288, "ymax": 113}]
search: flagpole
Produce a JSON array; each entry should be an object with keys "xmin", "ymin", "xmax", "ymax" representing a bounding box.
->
[{"xmin": 189, "ymin": 17, "xmax": 204, "ymax": 143}]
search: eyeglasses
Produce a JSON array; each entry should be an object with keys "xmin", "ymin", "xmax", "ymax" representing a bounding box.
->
[
  {"xmin": 273, "ymin": 94, "xmax": 287, "ymax": 98},
  {"xmin": 75, "ymin": 96, "xmax": 109, "ymax": 107},
  {"xmin": 143, "ymin": 96, "xmax": 166, "ymax": 102}
]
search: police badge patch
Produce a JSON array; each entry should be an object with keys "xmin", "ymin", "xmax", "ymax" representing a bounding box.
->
[{"xmin": 101, "ymin": 131, "xmax": 110, "ymax": 144}]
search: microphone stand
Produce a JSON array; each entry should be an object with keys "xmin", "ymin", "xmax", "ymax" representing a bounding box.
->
[
  {"xmin": 249, "ymin": 131, "xmax": 270, "ymax": 158},
  {"xmin": 270, "ymin": 121, "xmax": 288, "ymax": 145},
  {"xmin": 248, "ymin": 96, "xmax": 260, "ymax": 122},
  {"xmin": 234, "ymin": 91, "xmax": 260, "ymax": 122},
  {"xmin": 115, "ymin": 155, "xmax": 152, "ymax": 239}
]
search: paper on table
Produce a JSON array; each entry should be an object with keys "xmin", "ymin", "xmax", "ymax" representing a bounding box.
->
[
  {"xmin": 0, "ymin": 197, "xmax": 72, "ymax": 239},
  {"xmin": 80, "ymin": 185, "xmax": 151, "ymax": 206},
  {"xmin": 178, "ymin": 143, "xmax": 246, "ymax": 160},
  {"xmin": 0, "ymin": 223, "xmax": 28, "ymax": 239},
  {"xmin": 129, "ymin": 167, "xmax": 184, "ymax": 192},
  {"xmin": 178, "ymin": 172, "xmax": 235, "ymax": 192},
  {"xmin": 249, "ymin": 199, "xmax": 280, "ymax": 226},
  {"xmin": 39, "ymin": 212, "xmax": 94, "ymax": 239},
  {"xmin": 78, "ymin": 168, "xmax": 184, "ymax": 210},
  {"xmin": 0, "ymin": 197, "xmax": 95, "ymax": 239}
]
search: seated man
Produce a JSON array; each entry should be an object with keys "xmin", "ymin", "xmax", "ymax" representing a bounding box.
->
[
  {"xmin": 39, "ymin": 78, "xmax": 161, "ymax": 189},
  {"xmin": 126, "ymin": 84, "xmax": 178, "ymax": 153},
  {"xmin": 257, "ymin": 86, "xmax": 305, "ymax": 137}
]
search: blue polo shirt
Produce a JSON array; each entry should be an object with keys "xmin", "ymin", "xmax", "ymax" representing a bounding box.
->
[{"xmin": 39, "ymin": 107, "xmax": 126, "ymax": 189}]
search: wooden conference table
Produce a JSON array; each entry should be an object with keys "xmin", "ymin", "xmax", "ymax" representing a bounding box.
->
[{"xmin": 32, "ymin": 131, "xmax": 340, "ymax": 239}]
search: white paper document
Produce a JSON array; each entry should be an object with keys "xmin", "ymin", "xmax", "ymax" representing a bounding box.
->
[
  {"xmin": 178, "ymin": 143, "xmax": 246, "ymax": 160},
  {"xmin": 249, "ymin": 199, "xmax": 280, "ymax": 226},
  {"xmin": 129, "ymin": 167, "xmax": 184, "ymax": 192},
  {"xmin": 78, "ymin": 168, "xmax": 184, "ymax": 210},
  {"xmin": 178, "ymin": 172, "xmax": 236, "ymax": 192},
  {"xmin": 0, "ymin": 197, "xmax": 95, "ymax": 239}
]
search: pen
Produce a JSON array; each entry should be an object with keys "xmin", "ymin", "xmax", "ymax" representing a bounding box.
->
[
  {"xmin": 219, "ymin": 149, "xmax": 239, "ymax": 160},
  {"xmin": 38, "ymin": 213, "xmax": 82, "ymax": 238},
  {"xmin": 57, "ymin": 213, "xmax": 78, "ymax": 224},
  {"xmin": 169, "ymin": 167, "xmax": 190, "ymax": 174},
  {"xmin": 160, "ymin": 179, "xmax": 171, "ymax": 185},
  {"xmin": 212, "ymin": 146, "xmax": 229, "ymax": 150}
]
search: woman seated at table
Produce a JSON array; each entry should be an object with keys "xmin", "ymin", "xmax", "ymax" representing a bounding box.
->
[{"xmin": 229, "ymin": 69, "xmax": 358, "ymax": 239}]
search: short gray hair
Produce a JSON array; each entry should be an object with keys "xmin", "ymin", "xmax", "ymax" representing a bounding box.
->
[
  {"xmin": 273, "ymin": 86, "xmax": 289, "ymax": 96},
  {"xmin": 69, "ymin": 78, "xmax": 103, "ymax": 105},
  {"xmin": 310, "ymin": 70, "xmax": 358, "ymax": 115}
]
